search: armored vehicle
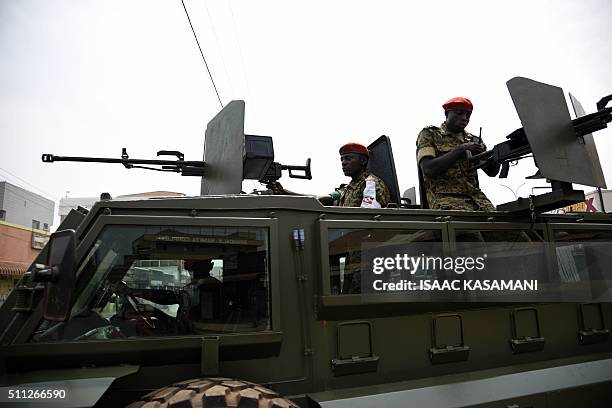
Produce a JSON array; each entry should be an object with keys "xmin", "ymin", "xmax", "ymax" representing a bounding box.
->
[{"xmin": 1, "ymin": 78, "xmax": 612, "ymax": 407}]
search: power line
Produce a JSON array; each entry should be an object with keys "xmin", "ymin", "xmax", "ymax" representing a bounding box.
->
[
  {"xmin": 180, "ymin": 0, "xmax": 224, "ymax": 109},
  {"xmin": 228, "ymin": 0, "xmax": 253, "ymax": 104},
  {"xmin": 204, "ymin": 0, "xmax": 234, "ymax": 96},
  {"xmin": 0, "ymin": 167, "xmax": 59, "ymax": 201}
]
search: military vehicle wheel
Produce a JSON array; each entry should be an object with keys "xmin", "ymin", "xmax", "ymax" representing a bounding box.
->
[{"xmin": 126, "ymin": 377, "xmax": 299, "ymax": 408}]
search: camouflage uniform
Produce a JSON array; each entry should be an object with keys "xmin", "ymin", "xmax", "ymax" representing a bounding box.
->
[
  {"xmin": 332, "ymin": 172, "xmax": 390, "ymax": 294},
  {"xmin": 335, "ymin": 172, "xmax": 391, "ymax": 208},
  {"xmin": 416, "ymin": 123, "xmax": 495, "ymax": 211},
  {"xmin": 416, "ymin": 124, "xmax": 532, "ymax": 242}
]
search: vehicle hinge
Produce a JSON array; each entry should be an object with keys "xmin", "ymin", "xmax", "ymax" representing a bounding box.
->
[
  {"xmin": 303, "ymin": 348, "xmax": 315, "ymax": 356},
  {"xmin": 297, "ymin": 274, "xmax": 308, "ymax": 282}
]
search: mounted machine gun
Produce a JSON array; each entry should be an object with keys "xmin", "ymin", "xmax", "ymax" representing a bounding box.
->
[
  {"xmin": 41, "ymin": 101, "xmax": 312, "ymax": 194},
  {"xmin": 467, "ymin": 77, "xmax": 611, "ymax": 213}
]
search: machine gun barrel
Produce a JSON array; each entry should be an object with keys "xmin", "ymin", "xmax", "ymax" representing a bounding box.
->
[
  {"xmin": 42, "ymin": 154, "xmax": 205, "ymax": 167},
  {"xmin": 41, "ymin": 149, "xmax": 206, "ymax": 176},
  {"xmin": 571, "ymin": 106, "xmax": 612, "ymax": 136}
]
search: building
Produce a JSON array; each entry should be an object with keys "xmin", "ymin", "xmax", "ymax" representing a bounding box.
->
[
  {"xmin": 557, "ymin": 189, "xmax": 611, "ymax": 213},
  {"xmin": 0, "ymin": 181, "xmax": 55, "ymax": 302},
  {"xmin": 585, "ymin": 189, "xmax": 611, "ymax": 212}
]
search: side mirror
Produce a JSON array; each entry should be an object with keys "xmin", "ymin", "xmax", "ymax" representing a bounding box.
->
[{"xmin": 30, "ymin": 229, "xmax": 76, "ymax": 321}]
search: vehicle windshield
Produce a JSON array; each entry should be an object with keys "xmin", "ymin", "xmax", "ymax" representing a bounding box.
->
[{"xmin": 31, "ymin": 225, "xmax": 270, "ymax": 342}]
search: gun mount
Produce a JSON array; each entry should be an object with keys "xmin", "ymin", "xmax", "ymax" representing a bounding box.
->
[{"xmin": 468, "ymin": 77, "xmax": 611, "ymax": 213}]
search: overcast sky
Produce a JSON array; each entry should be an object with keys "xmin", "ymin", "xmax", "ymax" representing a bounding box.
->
[{"xmin": 1, "ymin": 0, "xmax": 611, "ymax": 227}]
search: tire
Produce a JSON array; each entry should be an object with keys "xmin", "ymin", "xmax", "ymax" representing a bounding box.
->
[{"xmin": 126, "ymin": 377, "xmax": 300, "ymax": 408}]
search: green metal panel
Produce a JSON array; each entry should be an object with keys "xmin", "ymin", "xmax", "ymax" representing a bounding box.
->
[{"xmin": 310, "ymin": 356, "xmax": 612, "ymax": 408}]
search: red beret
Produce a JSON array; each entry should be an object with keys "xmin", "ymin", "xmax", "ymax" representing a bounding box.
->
[
  {"xmin": 442, "ymin": 97, "xmax": 473, "ymax": 112},
  {"xmin": 339, "ymin": 142, "xmax": 369, "ymax": 157}
]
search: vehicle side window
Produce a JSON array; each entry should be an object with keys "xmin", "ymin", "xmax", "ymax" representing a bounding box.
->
[
  {"xmin": 30, "ymin": 225, "xmax": 270, "ymax": 342},
  {"xmin": 453, "ymin": 227, "xmax": 612, "ymax": 302},
  {"xmin": 453, "ymin": 229, "xmax": 545, "ymax": 282},
  {"xmin": 553, "ymin": 229, "xmax": 612, "ymax": 286},
  {"xmin": 328, "ymin": 228, "xmax": 442, "ymax": 295}
]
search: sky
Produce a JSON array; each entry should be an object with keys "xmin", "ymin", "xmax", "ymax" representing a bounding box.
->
[{"xmin": 1, "ymin": 0, "xmax": 611, "ymax": 228}]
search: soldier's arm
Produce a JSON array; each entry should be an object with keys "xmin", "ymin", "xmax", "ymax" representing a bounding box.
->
[
  {"xmin": 267, "ymin": 181, "xmax": 334, "ymax": 205},
  {"xmin": 375, "ymin": 180, "xmax": 390, "ymax": 208},
  {"xmin": 417, "ymin": 131, "xmax": 483, "ymax": 178}
]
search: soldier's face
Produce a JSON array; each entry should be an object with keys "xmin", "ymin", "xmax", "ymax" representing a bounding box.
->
[
  {"xmin": 446, "ymin": 109, "xmax": 472, "ymax": 132},
  {"xmin": 340, "ymin": 153, "xmax": 365, "ymax": 177}
]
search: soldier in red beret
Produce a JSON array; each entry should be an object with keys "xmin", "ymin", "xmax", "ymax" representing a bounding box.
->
[
  {"xmin": 269, "ymin": 142, "xmax": 390, "ymax": 294},
  {"xmin": 416, "ymin": 97, "xmax": 500, "ymax": 211},
  {"xmin": 268, "ymin": 142, "xmax": 390, "ymax": 208}
]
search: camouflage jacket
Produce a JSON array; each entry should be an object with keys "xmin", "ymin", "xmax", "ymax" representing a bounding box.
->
[
  {"xmin": 416, "ymin": 123, "xmax": 494, "ymax": 211},
  {"xmin": 335, "ymin": 172, "xmax": 390, "ymax": 208}
]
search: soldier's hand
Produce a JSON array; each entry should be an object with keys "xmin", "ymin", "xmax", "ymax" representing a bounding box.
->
[
  {"xmin": 460, "ymin": 142, "xmax": 485, "ymax": 155},
  {"xmin": 266, "ymin": 181, "xmax": 286, "ymax": 195}
]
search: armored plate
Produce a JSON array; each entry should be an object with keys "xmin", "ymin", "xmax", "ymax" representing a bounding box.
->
[
  {"xmin": 367, "ymin": 135, "xmax": 401, "ymax": 205},
  {"xmin": 507, "ymin": 77, "xmax": 605, "ymax": 188},
  {"xmin": 200, "ymin": 100, "xmax": 245, "ymax": 195},
  {"xmin": 569, "ymin": 92, "xmax": 606, "ymax": 188}
]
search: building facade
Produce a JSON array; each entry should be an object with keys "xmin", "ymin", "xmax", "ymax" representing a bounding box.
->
[
  {"xmin": 0, "ymin": 182, "xmax": 55, "ymax": 303},
  {"xmin": 557, "ymin": 189, "xmax": 611, "ymax": 213}
]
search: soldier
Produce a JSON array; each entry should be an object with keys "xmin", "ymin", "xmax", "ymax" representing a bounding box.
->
[
  {"xmin": 184, "ymin": 260, "xmax": 221, "ymax": 323},
  {"xmin": 270, "ymin": 143, "xmax": 390, "ymax": 294},
  {"xmin": 416, "ymin": 97, "xmax": 499, "ymax": 211},
  {"xmin": 269, "ymin": 142, "xmax": 390, "ymax": 208}
]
